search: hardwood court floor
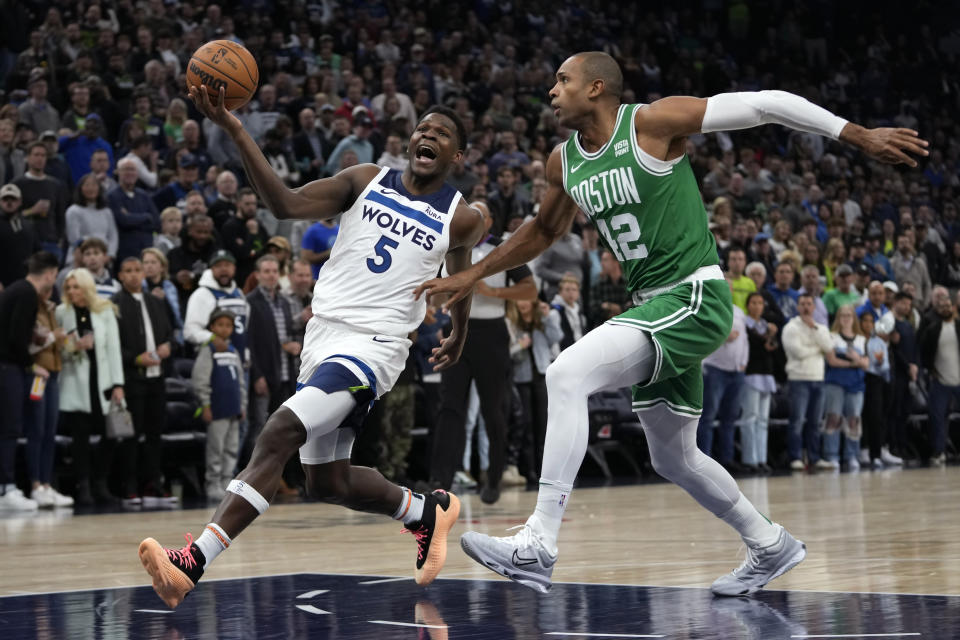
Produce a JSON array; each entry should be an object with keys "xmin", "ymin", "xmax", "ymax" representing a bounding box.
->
[{"xmin": 1, "ymin": 466, "xmax": 957, "ymax": 598}]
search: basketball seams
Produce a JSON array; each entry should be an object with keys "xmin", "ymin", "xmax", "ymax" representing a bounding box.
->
[
  {"xmin": 214, "ymin": 40, "xmax": 259, "ymax": 89},
  {"xmin": 188, "ymin": 56, "xmax": 252, "ymax": 95}
]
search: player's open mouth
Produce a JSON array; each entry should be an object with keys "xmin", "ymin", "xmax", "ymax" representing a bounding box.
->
[{"xmin": 414, "ymin": 144, "xmax": 438, "ymax": 166}]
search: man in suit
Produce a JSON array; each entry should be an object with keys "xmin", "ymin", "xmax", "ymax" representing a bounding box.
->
[
  {"xmin": 292, "ymin": 107, "xmax": 327, "ymax": 182},
  {"xmin": 246, "ymin": 254, "xmax": 301, "ymax": 449},
  {"xmin": 114, "ymin": 256, "xmax": 175, "ymax": 504}
]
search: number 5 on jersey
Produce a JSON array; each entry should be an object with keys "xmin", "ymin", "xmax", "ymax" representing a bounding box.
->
[
  {"xmin": 367, "ymin": 235, "xmax": 399, "ymax": 273},
  {"xmin": 597, "ymin": 213, "xmax": 648, "ymax": 261}
]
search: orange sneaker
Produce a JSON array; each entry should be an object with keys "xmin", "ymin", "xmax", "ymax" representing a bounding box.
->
[
  {"xmin": 138, "ymin": 534, "xmax": 205, "ymax": 609},
  {"xmin": 402, "ymin": 489, "xmax": 460, "ymax": 585}
]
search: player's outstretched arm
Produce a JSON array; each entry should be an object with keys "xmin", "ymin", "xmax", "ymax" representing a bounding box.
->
[
  {"xmin": 639, "ymin": 91, "xmax": 929, "ymax": 167},
  {"xmin": 427, "ymin": 201, "xmax": 485, "ymax": 370},
  {"xmin": 413, "ymin": 146, "xmax": 579, "ymax": 307},
  {"xmin": 189, "ymin": 84, "xmax": 368, "ymax": 220}
]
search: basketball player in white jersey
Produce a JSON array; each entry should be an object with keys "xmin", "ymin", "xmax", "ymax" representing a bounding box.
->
[{"xmin": 137, "ymin": 86, "xmax": 485, "ymax": 609}]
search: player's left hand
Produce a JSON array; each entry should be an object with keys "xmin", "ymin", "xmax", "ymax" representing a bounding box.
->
[
  {"xmin": 429, "ymin": 334, "xmax": 465, "ymax": 371},
  {"xmin": 854, "ymin": 127, "xmax": 929, "ymax": 167},
  {"xmin": 413, "ymin": 271, "xmax": 477, "ymax": 312}
]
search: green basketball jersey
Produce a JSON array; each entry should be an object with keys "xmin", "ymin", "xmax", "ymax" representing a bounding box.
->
[{"xmin": 561, "ymin": 103, "xmax": 718, "ymax": 293}]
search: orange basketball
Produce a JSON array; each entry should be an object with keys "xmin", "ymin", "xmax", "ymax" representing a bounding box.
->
[{"xmin": 186, "ymin": 40, "xmax": 259, "ymax": 111}]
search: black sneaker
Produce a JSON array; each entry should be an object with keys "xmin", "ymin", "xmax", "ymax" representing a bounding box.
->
[
  {"xmin": 402, "ymin": 490, "xmax": 461, "ymax": 585},
  {"xmin": 138, "ymin": 534, "xmax": 206, "ymax": 608}
]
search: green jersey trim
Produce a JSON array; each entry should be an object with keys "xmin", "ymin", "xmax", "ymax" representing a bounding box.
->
[
  {"xmin": 573, "ymin": 104, "xmax": 628, "ymax": 159},
  {"xmin": 628, "ymin": 104, "xmax": 684, "ymax": 177}
]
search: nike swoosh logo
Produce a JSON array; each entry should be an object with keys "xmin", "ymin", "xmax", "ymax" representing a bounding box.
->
[
  {"xmin": 372, "ymin": 337, "xmax": 395, "ymax": 343},
  {"xmin": 570, "ymin": 162, "xmax": 585, "ymax": 173},
  {"xmin": 380, "ymin": 188, "xmax": 402, "ymax": 198},
  {"xmin": 512, "ymin": 549, "xmax": 538, "ymax": 567}
]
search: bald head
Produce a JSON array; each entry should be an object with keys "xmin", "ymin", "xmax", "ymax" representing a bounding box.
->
[{"xmin": 576, "ymin": 51, "xmax": 623, "ymax": 100}]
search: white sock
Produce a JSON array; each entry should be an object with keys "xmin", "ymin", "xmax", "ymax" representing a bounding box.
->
[
  {"xmin": 392, "ymin": 487, "xmax": 425, "ymax": 525},
  {"xmin": 525, "ymin": 479, "xmax": 571, "ymax": 555},
  {"xmin": 194, "ymin": 523, "xmax": 232, "ymax": 569},
  {"xmin": 720, "ymin": 493, "xmax": 782, "ymax": 548}
]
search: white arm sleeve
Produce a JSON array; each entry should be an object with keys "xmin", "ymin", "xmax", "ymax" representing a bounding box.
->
[{"xmin": 701, "ymin": 90, "xmax": 848, "ymax": 140}]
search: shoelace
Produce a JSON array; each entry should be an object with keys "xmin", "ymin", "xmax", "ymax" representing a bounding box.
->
[
  {"xmin": 166, "ymin": 533, "xmax": 197, "ymax": 570},
  {"xmin": 401, "ymin": 526, "xmax": 429, "ymax": 560}
]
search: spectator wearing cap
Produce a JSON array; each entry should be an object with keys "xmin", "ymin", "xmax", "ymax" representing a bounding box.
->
[
  {"xmin": 0, "ymin": 184, "xmax": 42, "ymax": 288},
  {"xmin": 823, "ymin": 264, "xmax": 860, "ymax": 322},
  {"xmin": 324, "ymin": 111, "xmax": 374, "ymax": 176},
  {"xmin": 891, "ymin": 229, "xmax": 932, "ymax": 310},
  {"xmin": 851, "ymin": 263, "xmax": 872, "ymax": 304},
  {"xmin": 152, "ymin": 153, "xmax": 201, "ymax": 212},
  {"xmin": 221, "ymin": 187, "xmax": 269, "ymax": 285},
  {"xmin": 107, "ymin": 157, "xmax": 160, "ymax": 263},
  {"xmin": 168, "ymin": 214, "xmax": 219, "ymax": 308},
  {"xmin": 183, "ymin": 248, "xmax": 250, "ymax": 363},
  {"xmin": 192, "ymin": 307, "xmax": 246, "ymax": 500},
  {"xmin": 292, "ymin": 108, "xmax": 328, "ymax": 182},
  {"xmin": 19, "ymin": 73, "xmax": 60, "ymax": 137},
  {"xmin": 14, "ymin": 142, "xmax": 70, "ymax": 260},
  {"xmin": 59, "ymin": 113, "xmax": 114, "ymax": 185},
  {"xmin": 112, "ymin": 256, "xmax": 174, "ymax": 502}
]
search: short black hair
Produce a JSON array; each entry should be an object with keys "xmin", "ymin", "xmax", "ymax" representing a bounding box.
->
[
  {"xmin": 119, "ymin": 256, "xmax": 142, "ymax": 269},
  {"xmin": 576, "ymin": 51, "xmax": 623, "ymax": 100},
  {"xmin": 894, "ymin": 291, "xmax": 914, "ymax": 302},
  {"xmin": 419, "ymin": 105, "xmax": 467, "ymax": 151},
  {"xmin": 27, "ymin": 251, "xmax": 59, "ymax": 275},
  {"xmin": 797, "ymin": 292, "xmax": 814, "ymax": 303}
]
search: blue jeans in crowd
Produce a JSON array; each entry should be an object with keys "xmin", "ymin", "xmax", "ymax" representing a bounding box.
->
[
  {"xmin": 926, "ymin": 378, "xmax": 960, "ymax": 456},
  {"xmin": 740, "ymin": 386, "xmax": 771, "ymax": 466},
  {"xmin": 788, "ymin": 380, "xmax": 825, "ymax": 464},
  {"xmin": 696, "ymin": 365, "xmax": 745, "ymax": 464},
  {"xmin": 822, "ymin": 385, "xmax": 864, "ymax": 464},
  {"xmin": 25, "ymin": 372, "xmax": 60, "ymax": 485}
]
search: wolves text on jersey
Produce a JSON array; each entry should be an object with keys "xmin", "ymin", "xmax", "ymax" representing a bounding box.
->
[{"xmin": 360, "ymin": 202, "xmax": 437, "ymax": 251}]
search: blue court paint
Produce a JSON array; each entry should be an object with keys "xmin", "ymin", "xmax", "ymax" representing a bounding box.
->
[{"xmin": 0, "ymin": 573, "xmax": 957, "ymax": 639}]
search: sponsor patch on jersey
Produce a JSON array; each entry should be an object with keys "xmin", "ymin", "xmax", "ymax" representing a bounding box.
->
[{"xmin": 614, "ymin": 139, "xmax": 630, "ymax": 157}]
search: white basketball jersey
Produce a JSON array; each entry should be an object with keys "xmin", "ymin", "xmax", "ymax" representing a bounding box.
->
[{"xmin": 311, "ymin": 166, "xmax": 460, "ymax": 337}]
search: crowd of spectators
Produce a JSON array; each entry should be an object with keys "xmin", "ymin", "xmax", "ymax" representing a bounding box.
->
[{"xmin": 1, "ymin": 0, "xmax": 959, "ymax": 511}]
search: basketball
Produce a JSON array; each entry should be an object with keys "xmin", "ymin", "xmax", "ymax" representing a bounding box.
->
[{"xmin": 186, "ymin": 40, "xmax": 259, "ymax": 111}]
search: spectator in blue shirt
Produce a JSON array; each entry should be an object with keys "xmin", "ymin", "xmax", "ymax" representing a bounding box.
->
[
  {"xmin": 767, "ymin": 261, "xmax": 800, "ymax": 321},
  {"xmin": 856, "ymin": 281, "xmax": 889, "ymax": 323},
  {"xmin": 324, "ymin": 113, "xmax": 374, "ymax": 176},
  {"xmin": 300, "ymin": 218, "xmax": 339, "ymax": 279},
  {"xmin": 864, "ymin": 231, "xmax": 893, "ymax": 280},
  {"xmin": 59, "ymin": 114, "xmax": 114, "ymax": 185}
]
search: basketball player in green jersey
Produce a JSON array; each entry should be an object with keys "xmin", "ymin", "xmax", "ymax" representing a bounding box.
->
[{"xmin": 415, "ymin": 51, "xmax": 928, "ymax": 596}]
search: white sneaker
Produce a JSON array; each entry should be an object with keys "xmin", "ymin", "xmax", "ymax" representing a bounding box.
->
[
  {"xmin": 711, "ymin": 526, "xmax": 806, "ymax": 596},
  {"xmin": 872, "ymin": 458, "xmax": 884, "ymax": 470},
  {"xmin": 30, "ymin": 486, "xmax": 54, "ymax": 508},
  {"xmin": 0, "ymin": 488, "xmax": 39, "ymax": 511},
  {"xmin": 930, "ymin": 453, "xmax": 946, "ymax": 467},
  {"xmin": 49, "ymin": 487, "xmax": 74, "ymax": 507},
  {"xmin": 847, "ymin": 459, "xmax": 860, "ymax": 472},
  {"xmin": 453, "ymin": 471, "xmax": 477, "ymax": 489},
  {"xmin": 814, "ymin": 459, "xmax": 839, "ymax": 471},
  {"xmin": 500, "ymin": 465, "xmax": 525, "ymax": 487},
  {"xmin": 859, "ymin": 448, "xmax": 871, "ymax": 465},
  {"xmin": 789, "ymin": 459, "xmax": 805, "ymax": 471},
  {"xmin": 460, "ymin": 524, "xmax": 558, "ymax": 593},
  {"xmin": 880, "ymin": 447, "xmax": 903, "ymax": 466}
]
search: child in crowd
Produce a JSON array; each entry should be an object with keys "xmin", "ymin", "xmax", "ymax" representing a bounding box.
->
[
  {"xmin": 191, "ymin": 309, "xmax": 246, "ymax": 500},
  {"xmin": 155, "ymin": 207, "xmax": 183, "ymax": 256}
]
